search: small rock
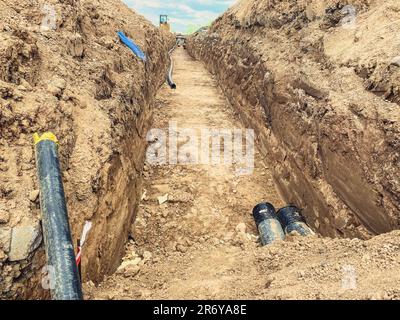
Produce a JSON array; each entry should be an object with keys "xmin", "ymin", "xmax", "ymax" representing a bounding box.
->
[
  {"xmin": 169, "ymin": 191, "xmax": 193, "ymax": 203},
  {"xmin": 47, "ymin": 78, "xmax": 66, "ymax": 97},
  {"xmin": 29, "ymin": 190, "xmax": 40, "ymax": 202},
  {"xmin": 265, "ymin": 276, "xmax": 275, "ymax": 288},
  {"xmin": 158, "ymin": 194, "xmax": 169, "ymax": 205},
  {"xmin": 0, "ymin": 227, "xmax": 12, "ymax": 252},
  {"xmin": 142, "ymin": 251, "xmax": 152, "ymax": 262},
  {"xmin": 117, "ymin": 258, "xmax": 142, "ymax": 273},
  {"xmin": 0, "ymin": 210, "xmax": 10, "ymax": 224},
  {"xmin": 0, "ymin": 249, "xmax": 6, "ymax": 260},
  {"xmin": 101, "ymin": 293, "xmax": 114, "ymax": 300},
  {"xmin": 305, "ymin": 7, "xmax": 316, "ymax": 21},
  {"xmin": 176, "ymin": 244, "xmax": 188, "ymax": 253},
  {"xmin": 8, "ymin": 223, "xmax": 42, "ymax": 261},
  {"xmin": 67, "ymin": 34, "xmax": 84, "ymax": 57},
  {"xmin": 235, "ymin": 223, "xmax": 246, "ymax": 234},
  {"xmin": 86, "ymin": 280, "xmax": 95, "ymax": 288},
  {"xmin": 390, "ymin": 56, "xmax": 400, "ymax": 67},
  {"xmin": 124, "ymin": 265, "xmax": 140, "ymax": 278}
]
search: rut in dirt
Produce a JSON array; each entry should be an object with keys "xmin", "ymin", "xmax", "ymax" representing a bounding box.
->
[{"xmin": 86, "ymin": 47, "xmax": 284, "ymax": 299}]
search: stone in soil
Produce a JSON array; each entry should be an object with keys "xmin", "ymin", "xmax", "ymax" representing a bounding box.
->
[{"xmin": 8, "ymin": 223, "xmax": 42, "ymax": 262}]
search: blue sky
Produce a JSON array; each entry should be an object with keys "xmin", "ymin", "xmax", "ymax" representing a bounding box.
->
[{"xmin": 124, "ymin": 0, "xmax": 237, "ymax": 34}]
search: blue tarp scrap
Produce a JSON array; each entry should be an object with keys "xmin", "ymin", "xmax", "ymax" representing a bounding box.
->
[{"xmin": 117, "ymin": 31, "xmax": 147, "ymax": 62}]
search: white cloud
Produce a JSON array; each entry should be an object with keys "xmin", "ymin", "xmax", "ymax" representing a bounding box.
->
[{"xmin": 124, "ymin": 0, "xmax": 237, "ymax": 33}]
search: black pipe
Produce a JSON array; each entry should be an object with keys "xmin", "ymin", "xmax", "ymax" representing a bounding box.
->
[
  {"xmin": 277, "ymin": 206, "xmax": 315, "ymax": 236},
  {"xmin": 167, "ymin": 44, "xmax": 177, "ymax": 89},
  {"xmin": 34, "ymin": 132, "xmax": 83, "ymax": 300},
  {"xmin": 253, "ymin": 202, "xmax": 285, "ymax": 246}
]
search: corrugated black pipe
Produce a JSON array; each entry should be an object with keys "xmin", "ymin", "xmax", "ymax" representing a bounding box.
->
[
  {"xmin": 277, "ymin": 206, "xmax": 315, "ymax": 236},
  {"xmin": 253, "ymin": 202, "xmax": 285, "ymax": 246},
  {"xmin": 34, "ymin": 132, "xmax": 83, "ymax": 300},
  {"xmin": 167, "ymin": 44, "xmax": 177, "ymax": 89}
]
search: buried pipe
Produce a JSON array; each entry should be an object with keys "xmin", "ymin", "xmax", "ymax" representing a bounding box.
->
[
  {"xmin": 252, "ymin": 203, "xmax": 285, "ymax": 246},
  {"xmin": 117, "ymin": 31, "xmax": 147, "ymax": 62},
  {"xmin": 277, "ymin": 206, "xmax": 315, "ymax": 236},
  {"xmin": 33, "ymin": 132, "xmax": 83, "ymax": 300},
  {"xmin": 167, "ymin": 44, "xmax": 177, "ymax": 89}
]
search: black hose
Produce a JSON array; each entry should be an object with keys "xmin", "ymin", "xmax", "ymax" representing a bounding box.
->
[
  {"xmin": 34, "ymin": 133, "xmax": 83, "ymax": 300},
  {"xmin": 167, "ymin": 44, "xmax": 177, "ymax": 89}
]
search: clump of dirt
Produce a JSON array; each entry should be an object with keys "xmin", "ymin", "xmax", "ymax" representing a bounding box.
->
[
  {"xmin": 187, "ymin": 0, "xmax": 400, "ymax": 239},
  {"xmin": 0, "ymin": 0, "xmax": 174, "ymax": 299}
]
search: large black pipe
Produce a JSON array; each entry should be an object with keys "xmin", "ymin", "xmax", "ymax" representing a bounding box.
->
[
  {"xmin": 253, "ymin": 202, "xmax": 285, "ymax": 246},
  {"xmin": 34, "ymin": 132, "xmax": 83, "ymax": 300},
  {"xmin": 277, "ymin": 206, "xmax": 315, "ymax": 236},
  {"xmin": 167, "ymin": 44, "xmax": 177, "ymax": 89}
]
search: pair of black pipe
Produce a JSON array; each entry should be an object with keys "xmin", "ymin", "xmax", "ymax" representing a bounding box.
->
[
  {"xmin": 253, "ymin": 203, "xmax": 314, "ymax": 246},
  {"xmin": 34, "ymin": 133, "xmax": 83, "ymax": 300}
]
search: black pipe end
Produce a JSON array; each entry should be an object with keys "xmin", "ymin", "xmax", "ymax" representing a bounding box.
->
[
  {"xmin": 277, "ymin": 205, "xmax": 305, "ymax": 227},
  {"xmin": 252, "ymin": 202, "xmax": 277, "ymax": 226},
  {"xmin": 171, "ymin": 83, "xmax": 177, "ymax": 89}
]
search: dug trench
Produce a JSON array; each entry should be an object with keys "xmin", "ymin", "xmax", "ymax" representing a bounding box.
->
[
  {"xmin": 88, "ymin": 0, "xmax": 400, "ymax": 300},
  {"xmin": 87, "ymin": 47, "xmax": 400, "ymax": 300}
]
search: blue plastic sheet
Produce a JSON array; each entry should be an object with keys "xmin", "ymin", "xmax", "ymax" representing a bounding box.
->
[{"xmin": 117, "ymin": 31, "xmax": 147, "ymax": 62}]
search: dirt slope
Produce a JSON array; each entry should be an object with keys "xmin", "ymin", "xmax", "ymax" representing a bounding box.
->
[
  {"xmin": 0, "ymin": 0, "xmax": 173, "ymax": 299},
  {"xmin": 88, "ymin": 48, "xmax": 400, "ymax": 300},
  {"xmin": 187, "ymin": 0, "xmax": 400, "ymax": 240}
]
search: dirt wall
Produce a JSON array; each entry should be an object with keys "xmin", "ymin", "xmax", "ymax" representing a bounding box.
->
[
  {"xmin": 187, "ymin": 0, "xmax": 400, "ymax": 239},
  {"xmin": 0, "ymin": 0, "xmax": 174, "ymax": 299}
]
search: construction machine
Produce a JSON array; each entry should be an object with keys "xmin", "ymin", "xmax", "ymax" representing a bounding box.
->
[{"xmin": 160, "ymin": 15, "xmax": 170, "ymax": 32}]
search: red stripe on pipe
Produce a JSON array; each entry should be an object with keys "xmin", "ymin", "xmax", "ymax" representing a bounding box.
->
[{"xmin": 76, "ymin": 247, "xmax": 81, "ymax": 266}]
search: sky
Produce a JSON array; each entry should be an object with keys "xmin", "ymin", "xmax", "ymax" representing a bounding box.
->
[{"xmin": 123, "ymin": 0, "xmax": 237, "ymax": 34}]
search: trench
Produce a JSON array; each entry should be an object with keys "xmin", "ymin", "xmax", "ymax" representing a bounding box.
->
[
  {"xmin": 133, "ymin": 47, "xmax": 285, "ymax": 251},
  {"xmin": 84, "ymin": 47, "xmax": 321, "ymax": 299},
  {"xmin": 32, "ymin": 39, "xmax": 399, "ymax": 301},
  {"xmin": 18, "ymin": 37, "xmax": 397, "ymax": 301},
  {"xmin": 88, "ymin": 42, "xmax": 400, "ymax": 300}
]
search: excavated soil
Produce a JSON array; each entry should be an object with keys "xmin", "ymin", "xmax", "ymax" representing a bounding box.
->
[
  {"xmin": 0, "ymin": 0, "xmax": 173, "ymax": 299},
  {"xmin": 87, "ymin": 48, "xmax": 400, "ymax": 301}
]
